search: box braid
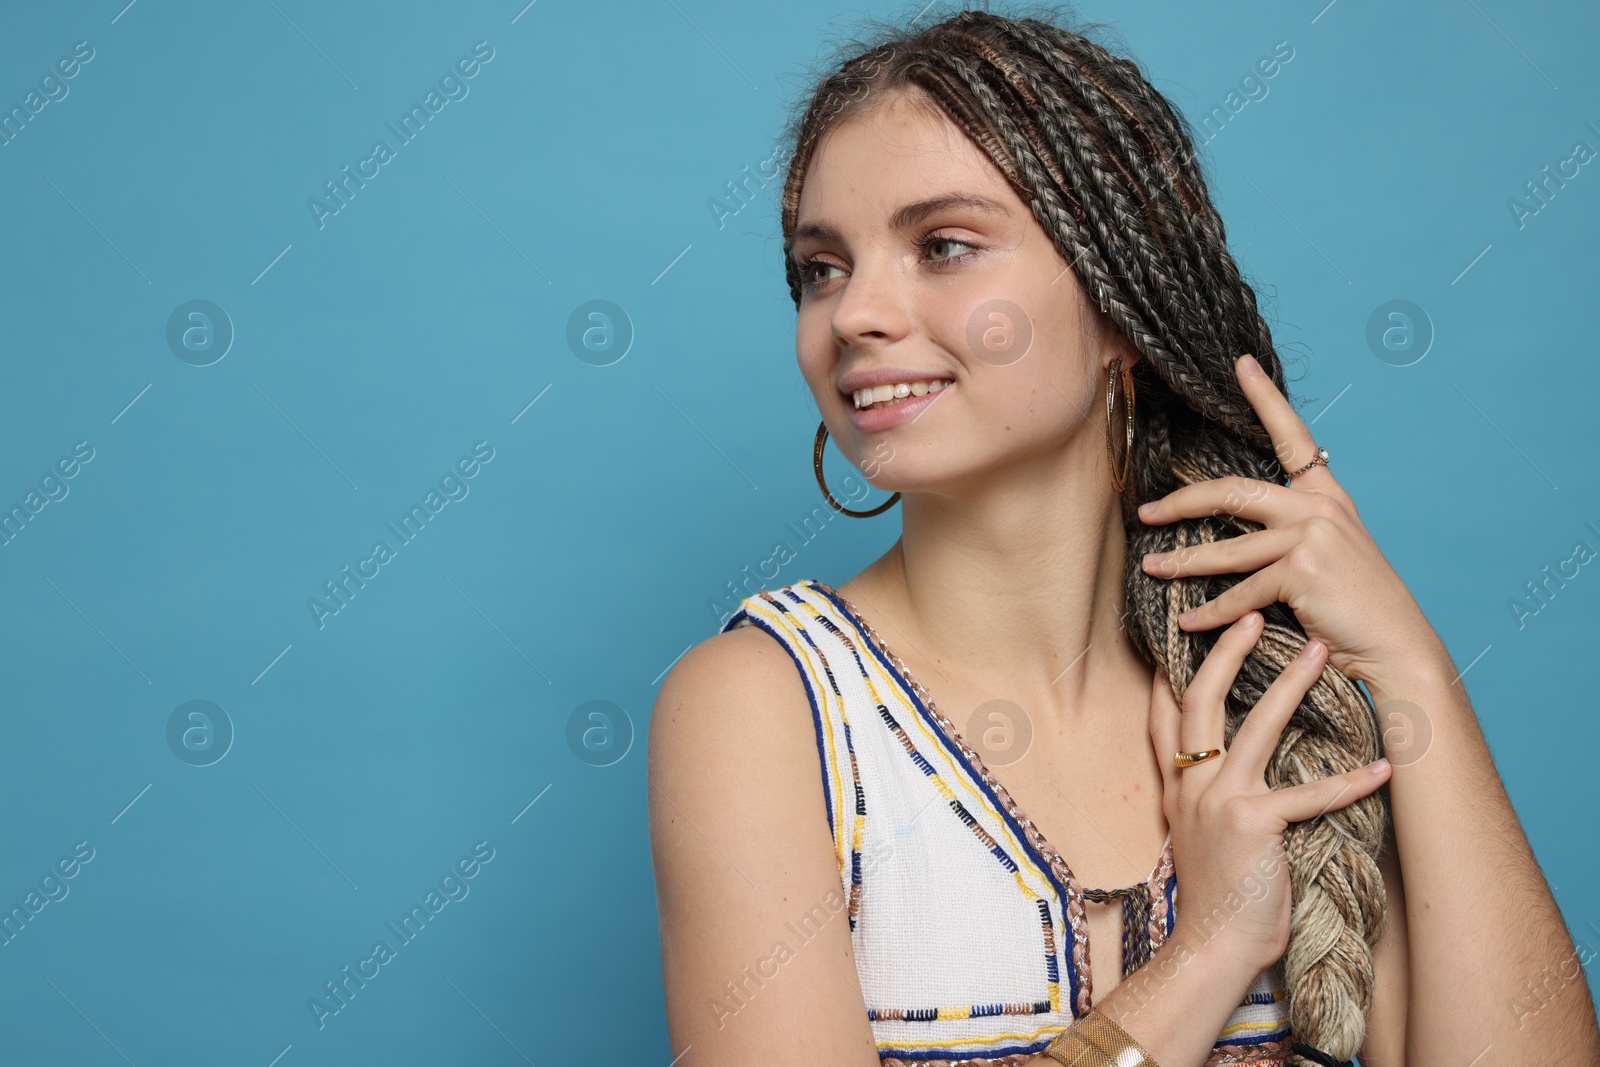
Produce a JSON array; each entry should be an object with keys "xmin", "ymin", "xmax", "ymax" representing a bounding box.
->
[{"xmin": 776, "ymin": 6, "xmax": 1388, "ymax": 1062}]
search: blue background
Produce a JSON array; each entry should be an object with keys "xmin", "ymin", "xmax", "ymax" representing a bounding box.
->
[{"xmin": 0, "ymin": 0, "xmax": 1595, "ymax": 1062}]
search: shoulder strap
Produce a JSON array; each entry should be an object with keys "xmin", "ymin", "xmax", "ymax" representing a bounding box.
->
[{"xmin": 720, "ymin": 584, "xmax": 862, "ymax": 923}]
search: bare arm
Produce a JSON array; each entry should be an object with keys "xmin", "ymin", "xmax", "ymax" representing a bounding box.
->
[
  {"xmin": 646, "ymin": 626, "xmax": 880, "ymax": 1066},
  {"xmin": 1353, "ymin": 817, "xmax": 1412, "ymax": 1067},
  {"xmin": 1019, "ymin": 932, "xmax": 1274, "ymax": 1067},
  {"xmin": 1361, "ymin": 650, "xmax": 1600, "ymax": 1064}
]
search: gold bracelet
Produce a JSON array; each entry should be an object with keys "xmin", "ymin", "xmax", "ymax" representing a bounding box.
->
[{"xmin": 1042, "ymin": 1010, "xmax": 1160, "ymax": 1066}]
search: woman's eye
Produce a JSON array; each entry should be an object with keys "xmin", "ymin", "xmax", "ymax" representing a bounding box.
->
[
  {"xmin": 798, "ymin": 236, "xmax": 976, "ymax": 291},
  {"xmin": 922, "ymin": 236, "xmax": 975, "ymax": 262},
  {"xmin": 801, "ymin": 260, "xmax": 844, "ymax": 287}
]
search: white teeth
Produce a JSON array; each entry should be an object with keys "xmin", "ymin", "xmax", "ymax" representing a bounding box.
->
[{"xmin": 850, "ymin": 379, "xmax": 951, "ymax": 410}]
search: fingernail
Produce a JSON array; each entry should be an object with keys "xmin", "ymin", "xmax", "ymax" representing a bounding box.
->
[
  {"xmin": 1297, "ymin": 638, "xmax": 1324, "ymax": 659},
  {"xmin": 1143, "ymin": 551, "xmax": 1166, "ymax": 566},
  {"xmin": 1178, "ymin": 609, "xmax": 1196, "ymax": 624},
  {"xmin": 1237, "ymin": 353, "xmax": 1261, "ymax": 376},
  {"xmin": 1368, "ymin": 757, "xmax": 1390, "ymax": 774},
  {"xmin": 1138, "ymin": 501, "xmax": 1156, "ymax": 516}
]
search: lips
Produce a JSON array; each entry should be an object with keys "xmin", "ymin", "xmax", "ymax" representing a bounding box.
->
[
  {"xmin": 851, "ymin": 378, "xmax": 953, "ymax": 410},
  {"xmin": 837, "ymin": 367, "xmax": 955, "ymax": 397},
  {"xmin": 845, "ymin": 380, "xmax": 952, "ymax": 433}
]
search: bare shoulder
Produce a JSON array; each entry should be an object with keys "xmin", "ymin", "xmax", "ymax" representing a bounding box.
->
[
  {"xmin": 647, "ymin": 623, "xmax": 816, "ymax": 786},
  {"xmin": 646, "ymin": 622, "xmax": 878, "ymax": 1065},
  {"xmin": 646, "ymin": 622, "xmax": 827, "ymax": 892}
]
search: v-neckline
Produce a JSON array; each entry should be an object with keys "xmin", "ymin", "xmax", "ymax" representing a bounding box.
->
[{"xmin": 810, "ymin": 579, "xmax": 1175, "ymax": 1009}]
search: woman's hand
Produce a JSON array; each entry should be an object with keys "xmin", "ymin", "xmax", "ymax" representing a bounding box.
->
[
  {"xmin": 1135, "ymin": 353, "xmax": 1447, "ymax": 690},
  {"xmin": 1148, "ymin": 609, "xmax": 1393, "ymax": 977}
]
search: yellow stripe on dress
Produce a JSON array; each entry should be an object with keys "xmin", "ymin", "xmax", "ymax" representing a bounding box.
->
[
  {"xmin": 797, "ymin": 591, "xmax": 1056, "ymax": 902},
  {"xmin": 743, "ymin": 596, "xmax": 850, "ymax": 877}
]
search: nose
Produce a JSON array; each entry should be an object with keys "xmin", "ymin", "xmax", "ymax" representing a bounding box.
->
[{"xmin": 829, "ymin": 254, "xmax": 914, "ymax": 351}]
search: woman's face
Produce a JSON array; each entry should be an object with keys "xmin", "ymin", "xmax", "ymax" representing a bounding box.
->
[{"xmin": 792, "ymin": 89, "xmax": 1133, "ymax": 496}]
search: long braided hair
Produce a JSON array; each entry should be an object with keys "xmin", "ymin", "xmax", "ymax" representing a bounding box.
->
[{"xmin": 775, "ymin": 4, "xmax": 1388, "ymax": 1061}]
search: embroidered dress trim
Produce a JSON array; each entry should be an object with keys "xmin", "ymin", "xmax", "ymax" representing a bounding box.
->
[
  {"xmin": 811, "ymin": 580, "xmax": 1174, "ymax": 1016},
  {"xmin": 767, "ymin": 586, "xmax": 1066, "ymax": 1018}
]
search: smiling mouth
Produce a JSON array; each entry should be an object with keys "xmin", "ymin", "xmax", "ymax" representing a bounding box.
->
[{"xmin": 851, "ymin": 379, "xmax": 953, "ymax": 410}]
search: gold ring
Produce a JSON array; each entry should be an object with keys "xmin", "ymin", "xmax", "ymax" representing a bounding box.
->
[
  {"xmin": 1174, "ymin": 749, "xmax": 1223, "ymax": 769},
  {"xmin": 1287, "ymin": 445, "xmax": 1330, "ymax": 480}
]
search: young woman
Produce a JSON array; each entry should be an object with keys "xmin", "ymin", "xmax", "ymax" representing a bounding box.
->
[{"xmin": 647, "ymin": 8, "xmax": 1600, "ymax": 1066}]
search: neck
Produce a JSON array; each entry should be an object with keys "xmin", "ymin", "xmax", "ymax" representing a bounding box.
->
[{"xmin": 845, "ymin": 431, "xmax": 1151, "ymax": 724}]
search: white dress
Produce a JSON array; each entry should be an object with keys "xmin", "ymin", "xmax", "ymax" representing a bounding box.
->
[{"xmin": 721, "ymin": 578, "xmax": 1295, "ymax": 1066}]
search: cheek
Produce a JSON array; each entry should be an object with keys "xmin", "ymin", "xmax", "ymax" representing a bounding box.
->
[
  {"xmin": 925, "ymin": 293, "xmax": 989, "ymax": 367},
  {"xmin": 794, "ymin": 319, "xmax": 837, "ymax": 392},
  {"xmin": 967, "ymin": 365, "xmax": 1091, "ymax": 438},
  {"xmin": 976, "ymin": 373, "xmax": 1046, "ymax": 419}
]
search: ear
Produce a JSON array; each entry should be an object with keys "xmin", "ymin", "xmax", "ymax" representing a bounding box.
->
[
  {"xmin": 1111, "ymin": 338, "xmax": 1141, "ymax": 372},
  {"xmin": 1098, "ymin": 329, "xmax": 1139, "ymax": 374}
]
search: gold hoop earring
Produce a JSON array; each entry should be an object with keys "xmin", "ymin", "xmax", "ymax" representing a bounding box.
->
[
  {"xmin": 814, "ymin": 421, "xmax": 900, "ymax": 518},
  {"xmin": 1105, "ymin": 357, "xmax": 1136, "ymax": 493}
]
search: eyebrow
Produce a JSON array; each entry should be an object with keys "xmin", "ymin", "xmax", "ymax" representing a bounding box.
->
[{"xmin": 792, "ymin": 193, "xmax": 1011, "ymax": 249}]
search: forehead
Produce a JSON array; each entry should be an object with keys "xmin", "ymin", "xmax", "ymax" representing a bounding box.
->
[{"xmin": 795, "ymin": 90, "xmax": 1014, "ymax": 223}]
